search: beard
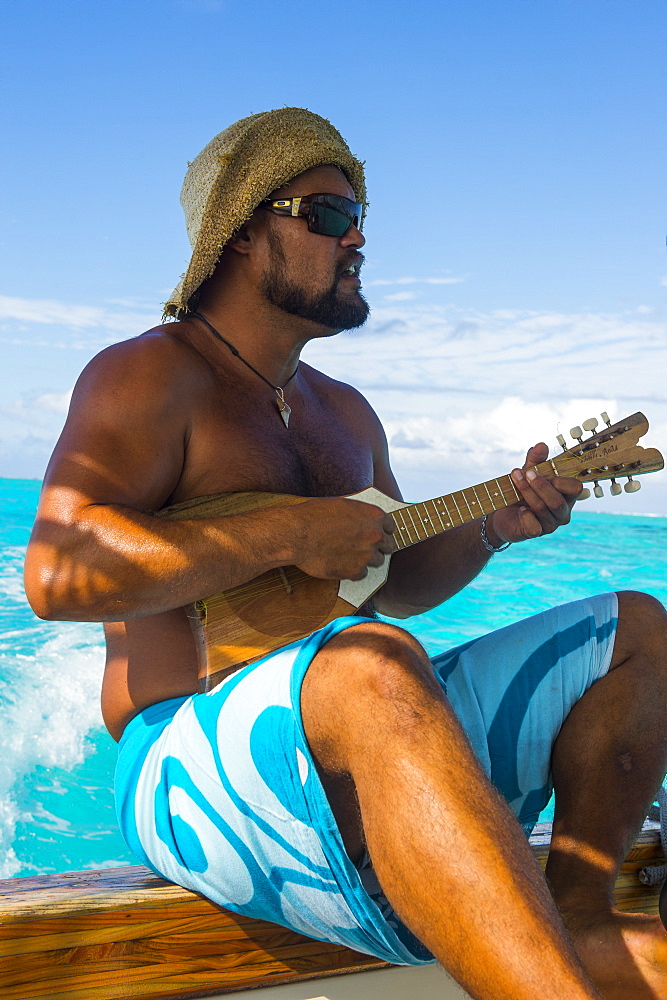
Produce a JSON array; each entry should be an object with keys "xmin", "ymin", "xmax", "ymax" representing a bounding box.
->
[{"xmin": 260, "ymin": 227, "xmax": 370, "ymax": 331}]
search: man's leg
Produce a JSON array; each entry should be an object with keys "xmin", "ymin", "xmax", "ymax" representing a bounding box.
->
[
  {"xmin": 546, "ymin": 590, "xmax": 667, "ymax": 999},
  {"xmin": 301, "ymin": 621, "xmax": 602, "ymax": 1000}
]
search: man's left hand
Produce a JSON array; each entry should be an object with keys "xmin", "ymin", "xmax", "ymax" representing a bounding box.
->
[{"xmin": 485, "ymin": 443, "xmax": 583, "ymax": 546}]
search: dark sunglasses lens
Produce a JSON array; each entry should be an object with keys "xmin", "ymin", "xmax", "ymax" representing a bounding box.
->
[{"xmin": 309, "ymin": 196, "xmax": 362, "ymax": 236}]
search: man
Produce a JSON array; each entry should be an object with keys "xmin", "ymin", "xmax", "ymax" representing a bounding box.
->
[{"xmin": 24, "ymin": 108, "xmax": 667, "ymax": 999}]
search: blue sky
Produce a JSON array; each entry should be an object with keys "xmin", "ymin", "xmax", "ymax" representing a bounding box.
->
[{"xmin": 1, "ymin": 0, "xmax": 665, "ymax": 512}]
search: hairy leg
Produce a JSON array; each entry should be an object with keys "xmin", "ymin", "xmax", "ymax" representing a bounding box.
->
[
  {"xmin": 546, "ymin": 591, "xmax": 667, "ymax": 999},
  {"xmin": 302, "ymin": 621, "xmax": 601, "ymax": 1000}
]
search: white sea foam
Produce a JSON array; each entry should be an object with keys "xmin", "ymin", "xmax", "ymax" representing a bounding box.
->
[
  {"xmin": 601, "ymin": 511, "xmax": 667, "ymax": 519},
  {"xmin": 0, "ymin": 546, "xmax": 29, "ymax": 605},
  {"xmin": 0, "ymin": 548, "xmax": 105, "ymax": 876}
]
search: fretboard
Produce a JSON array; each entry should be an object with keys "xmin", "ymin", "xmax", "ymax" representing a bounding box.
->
[{"xmin": 392, "ymin": 473, "xmax": 523, "ymax": 550}]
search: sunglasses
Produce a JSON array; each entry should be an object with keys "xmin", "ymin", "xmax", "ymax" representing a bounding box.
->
[{"xmin": 262, "ymin": 193, "xmax": 364, "ymax": 237}]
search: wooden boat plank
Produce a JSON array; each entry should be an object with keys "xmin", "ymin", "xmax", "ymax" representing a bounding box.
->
[
  {"xmin": 1, "ymin": 927, "xmax": 370, "ymax": 967},
  {"xmin": 0, "ymin": 870, "xmax": 214, "ymax": 923},
  {"xmin": 1, "ymin": 913, "xmax": 331, "ymax": 956},
  {"xmin": 1, "ymin": 930, "xmax": 376, "ymax": 973},
  {"xmin": 0, "ymin": 830, "xmax": 663, "ymax": 1000},
  {"xmin": 0, "ymin": 902, "xmax": 309, "ymax": 947},
  {"xmin": 3, "ymin": 950, "xmax": 377, "ymax": 988},
  {"xmin": 3, "ymin": 946, "xmax": 383, "ymax": 999}
]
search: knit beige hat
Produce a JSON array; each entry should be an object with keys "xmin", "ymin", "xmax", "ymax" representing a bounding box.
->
[{"xmin": 163, "ymin": 107, "xmax": 367, "ymax": 318}]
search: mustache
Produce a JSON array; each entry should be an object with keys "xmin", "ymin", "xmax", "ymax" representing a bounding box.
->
[{"xmin": 336, "ymin": 252, "xmax": 365, "ymax": 280}]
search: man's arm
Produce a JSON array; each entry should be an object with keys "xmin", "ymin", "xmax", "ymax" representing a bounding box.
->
[
  {"xmin": 369, "ymin": 415, "xmax": 581, "ymax": 619},
  {"xmin": 25, "ymin": 335, "xmax": 395, "ymax": 622}
]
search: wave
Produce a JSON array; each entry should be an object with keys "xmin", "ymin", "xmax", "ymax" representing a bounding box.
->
[{"xmin": 0, "ymin": 544, "xmax": 105, "ymax": 876}]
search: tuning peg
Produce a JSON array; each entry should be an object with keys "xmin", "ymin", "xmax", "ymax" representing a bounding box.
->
[
  {"xmin": 570, "ymin": 426, "xmax": 583, "ymax": 443},
  {"xmin": 610, "ymin": 479, "xmax": 622, "ymax": 496},
  {"xmin": 556, "ymin": 433, "xmax": 567, "ymax": 451},
  {"xmin": 583, "ymin": 418, "xmax": 599, "ymax": 434},
  {"xmin": 624, "ymin": 477, "xmax": 641, "ymax": 493},
  {"xmin": 593, "ymin": 481, "xmax": 604, "ymax": 498},
  {"xmin": 577, "ymin": 488, "xmax": 591, "ymax": 500},
  {"xmin": 600, "ymin": 411, "xmax": 612, "ymax": 427}
]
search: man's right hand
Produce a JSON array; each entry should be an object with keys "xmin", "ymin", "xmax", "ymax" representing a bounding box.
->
[{"xmin": 287, "ymin": 497, "xmax": 396, "ymax": 582}]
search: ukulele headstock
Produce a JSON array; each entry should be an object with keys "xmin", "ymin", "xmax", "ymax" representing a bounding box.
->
[{"xmin": 544, "ymin": 412, "xmax": 663, "ymax": 500}]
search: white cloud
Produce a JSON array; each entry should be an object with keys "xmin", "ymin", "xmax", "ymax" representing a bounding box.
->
[
  {"xmin": 301, "ymin": 303, "xmax": 666, "ymax": 511},
  {"xmin": 304, "ymin": 304, "xmax": 665, "ymax": 403},
  {"xmin": 661, "ymin": 277, "xmax": 667, "ymax": 287},
  {"xmin": 1, "ymin": 389, "xmax": 73, "ymax": 424},
  {"xmin": 385, "ymin": 291, "xmax": 417, "ymax": 301},
  {"xmin": 0, "ymin": 294, "xmax": 160, "ymax": 336},
  {"xmin": 366, "ymin": 275, "xmax": 466, "ymax": 287},
  {"xmin": 384, "ymin": 396, "xmax": 619, "ymax": 467},
  {"xmin": 33, "ymin": 390, "xmax": 72, "ymax": 414},
  {"xmin": 0, "ymin": 296, "xmax": 102, "ymax": 328}
]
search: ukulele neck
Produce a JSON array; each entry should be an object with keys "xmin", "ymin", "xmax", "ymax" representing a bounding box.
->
[{"xmin": 391, "ymin": 470, "xmax": 533, "ymax": 550}]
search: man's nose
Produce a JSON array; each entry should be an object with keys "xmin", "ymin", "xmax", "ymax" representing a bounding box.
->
[{"xmin": 339, "ymin": 224, "xmax": 365, "ymax": 249}]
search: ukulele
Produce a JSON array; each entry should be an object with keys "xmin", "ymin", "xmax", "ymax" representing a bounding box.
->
[{"xmin": 158, "ymin": 411, "xmax": 663, "ymax": 692}]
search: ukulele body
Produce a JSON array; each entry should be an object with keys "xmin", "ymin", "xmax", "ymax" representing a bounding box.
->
[{"xmin": 159, "ymin": 487, "xmax": 407, "ymax": 691}]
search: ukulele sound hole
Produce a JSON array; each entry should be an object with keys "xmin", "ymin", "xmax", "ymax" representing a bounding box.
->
[{"xmin": 224, "ymin": 567, "xmax": 340, "ymax": 639}]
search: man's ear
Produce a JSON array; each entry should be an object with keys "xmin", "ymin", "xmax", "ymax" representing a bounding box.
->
[
  {"xmin": 227, "ymin": 212, "xmax": 266, "ymax": 255},
  {"xmin": 226, "ymin": 224, "xmax": 253, "ymax": 255}
]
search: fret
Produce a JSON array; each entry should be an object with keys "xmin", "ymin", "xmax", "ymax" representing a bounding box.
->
[
  {"xmin": 482, "ymin": 480, "xmax": 494, "ymax": 510},
  {"xmin": 442, "ymin": 495, "xmax": 462, "ymax": 527},
  {"xmin": 404, "ymin": 505, "xmax": 425, "ymax": 542},
  {"xmin": 463, "ymin": 486, "xmax": 484, "ymax": 520},
  {"xmin": 470, "ymin": 484, "xmax": 487, "ymax": 515},
  {"xmin": 435, "ymin": 496, "xmax": 456, "ymax": 529},
  {"xmin": 429, "ymin": 498, "xmax": 448, "ymax": 531},
  {"xmin": 450, "ymin": 492, "xmax": 465, "ymax": 524},
  {"xmin": 508, "ymin": 475, "xmax": 522, "ymax": 503},
  {"xmin": 492, "ymin": 479, "xmax": 507, "ymax": 509},
  {"xmin": 392, "ymin": 510, "xmax": 411, "ymax": 548},
  {"xmin": 464, "ymin": 488, "xmax": 483, "ymax": 519},
  {"xmin": 399, "ymin": 518, "xmax": 413, "ymax": 547},
  {"xmin": 403, "ymin": 507, "xmax": 421, "ymax": 542},
  {"xmin": 418, "ymin": 502, "xmax": 438, "ymax": 537},
  {"xmin": 459, "ymin": 490, "xmax": 475, "ymax": 521},
  {"xmin": 411, "ymin": 502, "xmax": 431, "ymax": 538}
]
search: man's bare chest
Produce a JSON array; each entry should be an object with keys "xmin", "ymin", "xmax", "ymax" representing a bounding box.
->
[{"xmin": 173, "ymin": 383, "xmax": 375, "ymax": 503}]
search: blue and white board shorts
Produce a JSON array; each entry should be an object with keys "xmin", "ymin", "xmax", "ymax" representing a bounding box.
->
[{"xmin": 115, "ymin": 593, "xmax": 618, "ymax": 965}]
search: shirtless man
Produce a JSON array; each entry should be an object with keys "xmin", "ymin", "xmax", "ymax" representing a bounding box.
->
[{"xmin": 24, "ymin": 108, "xmax": 667, "ymax": 999}]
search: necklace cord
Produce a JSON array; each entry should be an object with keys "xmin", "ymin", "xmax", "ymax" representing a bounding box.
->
[{"xmin": 190, "ymin": 311, "xmax": 298, "ymax": 393}]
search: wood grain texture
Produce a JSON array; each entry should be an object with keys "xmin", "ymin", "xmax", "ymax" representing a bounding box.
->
[
  {"xmin": 156, "ymin": 492, "xmax": 309, "ymax": 521},
  {"xmin": 1, "ymin": 831, "xmax": 664, "ymax": 1000}
]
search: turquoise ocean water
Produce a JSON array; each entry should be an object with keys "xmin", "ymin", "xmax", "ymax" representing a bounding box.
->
[{"xmin": 1, "ymin": 476, "xmax": 666, "ymax": 879}]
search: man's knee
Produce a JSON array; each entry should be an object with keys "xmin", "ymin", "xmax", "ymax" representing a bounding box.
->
[
  {"xmin": 612, "ymin": 590, "xmax": 667, "ymax": 670},
  {"xmin": 301, "ymin": 622, "xmax": 445, "ymax": 768},
  {"xmin": 309, "ymin": 621, "xmax": 439, "ymax": 700}
]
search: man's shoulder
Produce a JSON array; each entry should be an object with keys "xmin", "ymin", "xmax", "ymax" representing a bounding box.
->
[
  {"xmin": 300, "ymin": 363, "xmax": 387, "ymax": 447},
  {"xmin": 78, "ymin": 324, "xmax": 206, "ymax": 394},
  {"xmin": 302, "ymin": 363, "xmax": 374, "ymax": 410},
  {"xmin": 89, "ymin": 324, "xmax": 197, "ymax": 372},
  {"xmin": 304, "ymin": 363, "xmax": 382, "ymax": 419},
  {"xmin": 67, "ymin": 325, "xmax": 211, "ymax": 431}
]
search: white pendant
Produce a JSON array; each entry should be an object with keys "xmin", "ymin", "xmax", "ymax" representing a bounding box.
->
[{"xmin": 276, "ymin": 396, "xmax": 291, "ymax": 428}]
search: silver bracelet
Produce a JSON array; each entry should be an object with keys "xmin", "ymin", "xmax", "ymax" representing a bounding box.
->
[{"xmin": 480, "ymin": 514, "xmax": 511, "ymax": 553}]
